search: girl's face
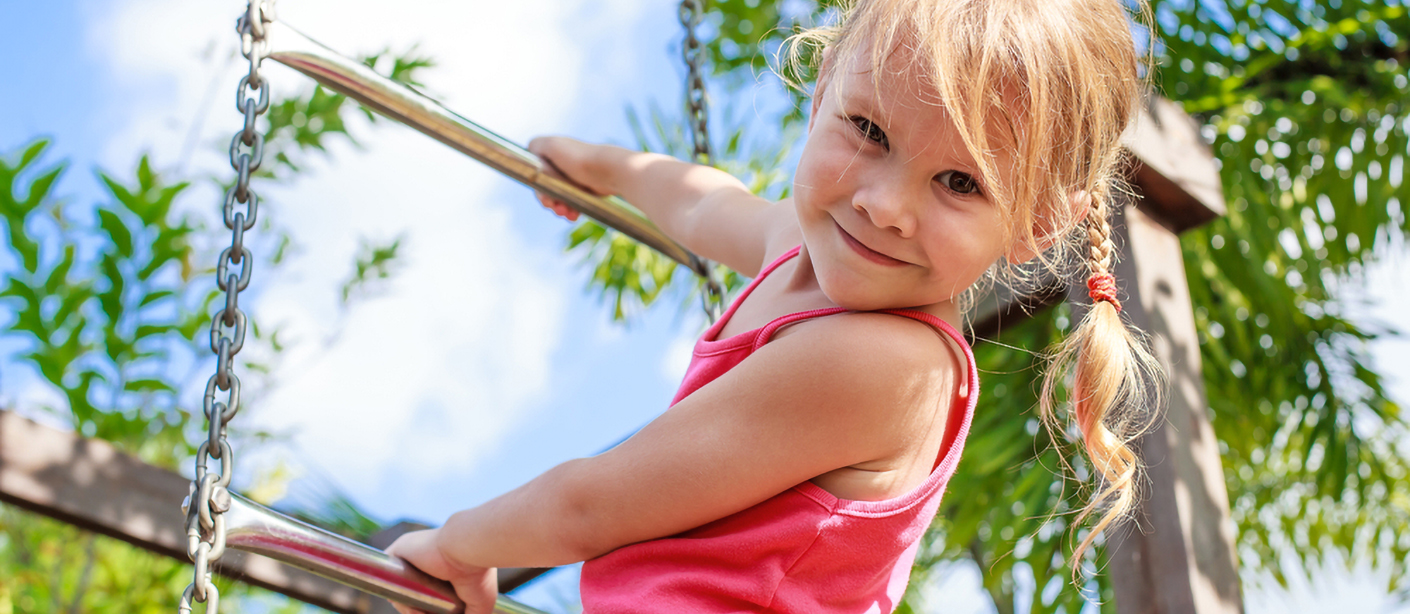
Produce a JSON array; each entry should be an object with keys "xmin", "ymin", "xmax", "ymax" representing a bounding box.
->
[{"xmin": 794, "ymin": 50, "xmax": 1022, "ymax": 314}]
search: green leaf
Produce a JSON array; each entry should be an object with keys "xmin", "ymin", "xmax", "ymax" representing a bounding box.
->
[
  {"xmin": 2, "ymin": 279, "xmax": 50, "ymax": 341},
  {"xmin": 42, "ymin": 245, "xmax": 76, "ymax": 294},
  {"xmin": 21, "ymin": 165, "xmax": 65, "ymax": 216},
  {"xmin": 97, "ymin": 252, "xmax": 124, "ymax": 326},
  {"xmin": 16, "ymin": 138, "xmax": 51, "ymax": 171},
  {"xmin": 0, "ymin": 140, "xmax": 66, "ymax": 273},
  {"xmin": 52, "ymin": 286, "xmax": 94, "ymax": 329},
  {"xmin": 134, "ymin": 324, "xmax": 174, "ymax": 339},
  {"xmin": 138, "ymin": 290, "xmax": 175, "ymax": 307},
  {"xmin": 123, "ymin": 379, "xmax": 175, "ymax": 393}
]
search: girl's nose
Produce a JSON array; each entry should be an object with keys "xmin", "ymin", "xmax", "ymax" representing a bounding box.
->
[{"xmin": 851, "ymin": 179, "xmax": 917, "ymax": 237}]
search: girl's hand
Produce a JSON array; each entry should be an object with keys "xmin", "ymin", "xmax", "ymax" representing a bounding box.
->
[
  {"xmin": 527, "ymin": 136, "xmax": 615, "ymax": 222},
  {"xmin": 385, "ymin": 529, "xmax": 499, "ymax": 614}
]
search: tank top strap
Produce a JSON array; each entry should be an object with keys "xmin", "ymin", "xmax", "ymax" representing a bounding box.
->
[
  {"xmin": 708, "ymin": 246, "xmax": 803, "ymax": 335},
  {"xmin": 750, "ymin": 307, "xmax": 849, "ymax": 351},
  {"xmin": 758, "ymin": 245, "xmax": 803, "ymax": 279}
]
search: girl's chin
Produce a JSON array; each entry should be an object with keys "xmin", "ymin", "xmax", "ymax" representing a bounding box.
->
[
  {"xmin": 816, "ymin": 268, "xmax": 960, "ymax": 313},
  {"xmin": 815, "ymin": 272, "xmax": 898, "ymax": 312}
]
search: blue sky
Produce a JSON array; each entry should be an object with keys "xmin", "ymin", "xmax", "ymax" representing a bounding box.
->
[{"xmin": 2, "ymin": 1, "xmax": 1408, "ymax": 613}]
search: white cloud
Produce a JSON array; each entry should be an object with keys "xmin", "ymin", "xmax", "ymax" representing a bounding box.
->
[
  {"xmin": 660, "ymin": 331, "xmax": 696, "ymax": 385},
  {"xmin": 245, "ymin": 131, "xmax": 568, "ymax": 488},
  {"xmin": 85, "ymin": 0, "xmax": 652, "ymax": 498}
]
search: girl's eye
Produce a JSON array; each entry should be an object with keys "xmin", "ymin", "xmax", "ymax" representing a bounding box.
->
[
  {"xmin": 849, "ymin": 116, "xmax": 889, "ymax": 150},
  {"xmin": 937, "ymin": 170, "xmax": 981, "ymax": 195}
]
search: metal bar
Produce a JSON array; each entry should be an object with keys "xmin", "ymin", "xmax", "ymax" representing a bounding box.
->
[
  {"xmin": 225, "ymin": 493, "xmax": 546, "ymax": 614},
  {"xmin": 261, "ymin": 20, "xmax": 707, "ymax": 278}
]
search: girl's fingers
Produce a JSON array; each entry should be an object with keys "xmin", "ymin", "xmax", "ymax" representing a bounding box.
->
[
  {"xmin": 535, "ymin": 192, "xmax": 580, "ymax": 221},
  {"xmin": 457, "ymin": 568, "xmax": 501, "ymax": 614}
]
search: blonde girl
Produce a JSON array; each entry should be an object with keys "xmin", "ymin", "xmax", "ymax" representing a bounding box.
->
[{"xmin": 387, "ymin": 0, "xmax": 1161, "ymax": 611}]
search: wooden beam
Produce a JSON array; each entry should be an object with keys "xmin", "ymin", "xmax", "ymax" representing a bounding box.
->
[
  {"xmin": 1124, "ymin": 96, "xmax": 1227, "ymax": 233},
  {"xmin": 0, "ymin": 409, "xmax": 371, "ymax": 614},
  {"xmin": 1087, "ymin": 201, "xmax": 1244, "ymax": 614}
]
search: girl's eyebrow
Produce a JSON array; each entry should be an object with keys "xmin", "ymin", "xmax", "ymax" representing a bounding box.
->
[
  {"xmin": 835, "ymin": 75, "xmax": 891, "ymax": 125},
  {"xmin": 932, "ymin": 141, "xmax": 981, "ymax": 174},
  {"xmin": 896, "ymin": 116, "xmax": 984, "ymax": 177}
]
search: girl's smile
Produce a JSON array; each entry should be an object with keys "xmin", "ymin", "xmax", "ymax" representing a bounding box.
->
[{"xmin": 834, "ymin": 217, "xmax": 910, "ymax": 267}]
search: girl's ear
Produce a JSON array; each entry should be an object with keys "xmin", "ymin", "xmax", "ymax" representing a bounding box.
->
[
  {"xmin": 809, "ymin": 46, "xmax": 837, "ymax": 132},
  {"xmin": 1065, "ymin": 190, "xmax": 1093, "ymax": 233},
  {"xmin": 1007, "ymin": 190, "xmax": 1092, "ymax": 263}
]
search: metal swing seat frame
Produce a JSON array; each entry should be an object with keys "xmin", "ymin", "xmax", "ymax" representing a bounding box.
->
[{"xmin": 183, "ymin": 3, "xmax": 720, "ymax": 614}]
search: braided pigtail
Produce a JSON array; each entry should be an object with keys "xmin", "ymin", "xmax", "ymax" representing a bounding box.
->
[{"xmin": 1041, "ymin": 193, "xmax": 1163, "ymax": 572}]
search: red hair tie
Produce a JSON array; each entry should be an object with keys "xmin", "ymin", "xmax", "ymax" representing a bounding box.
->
[{"xmin": 1087, "ymin": 273, "xmax": 1122, "ymax": 312}]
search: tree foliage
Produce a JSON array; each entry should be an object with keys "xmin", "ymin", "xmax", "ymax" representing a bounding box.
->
[
  {"xmin": 0, "ymin": 46, "xmax": 431, "ymax": 613},
  {"xmin": 0, "ymin": 134, "xmax": 322, "ymax": 614},
  {"xmin": 0, "ymin": 141, "xmax": 204, "ymax": 466},
  {"xmin": 570, "ymin": 0, "xmax": 1410, "ymax": 611},
  {"xmin": 1154, "ymin": 0, "xmax": 1410, "ymax": 594}
]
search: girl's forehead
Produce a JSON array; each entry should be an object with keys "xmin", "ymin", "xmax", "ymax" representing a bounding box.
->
[{"xmin": 832, "ymin": 46, "xmax": 945, "ymax": 115}]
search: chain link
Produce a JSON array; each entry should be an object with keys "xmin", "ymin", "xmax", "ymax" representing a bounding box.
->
[
  {"xmin": 179, "ymin": 4, "xmax": 272, "ymax": 612},
  {"xmin": 678, "ymin": 0, "xmax": 725, "ymax": 322}
]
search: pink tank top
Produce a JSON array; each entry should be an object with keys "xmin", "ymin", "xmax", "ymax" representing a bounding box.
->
[{"xmin": 579, "ymin": 246, "xmax": 979, "ymax": 614}]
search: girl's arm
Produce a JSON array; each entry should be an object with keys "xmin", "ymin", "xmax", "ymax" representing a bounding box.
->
[
  {"xmin": 389, "ymin": 313, "xmax": 958, "ymax": 594},
  {"xmin": 527, "ymin": 137, "xmax": 782, "ymax": 276}
]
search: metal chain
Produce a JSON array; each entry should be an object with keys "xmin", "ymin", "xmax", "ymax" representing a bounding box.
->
[
  {"xmin": 678, "ymin": 0, "xmax": 725, "ymax": 322},
  {"xmin": 679, "ymin": 0, "xmax": 712, "ymax": 166},
  {"xmin": 179, "ymin": 3, "xmax": 272, "ymax": 613}
]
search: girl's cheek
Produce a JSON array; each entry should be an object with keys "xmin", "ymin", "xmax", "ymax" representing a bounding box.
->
[
  {"xmin": 796, "ymin": 149, "xmax": 841, "ymax": 201},
  {"xmin": 815, "ymin": 134, "xmax": 857, "ymax": 175}
]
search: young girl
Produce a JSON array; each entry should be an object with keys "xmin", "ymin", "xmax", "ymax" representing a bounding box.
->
[{"xmin": 388, "ymin": 0, "xmax": 1159, "ymax": 611}]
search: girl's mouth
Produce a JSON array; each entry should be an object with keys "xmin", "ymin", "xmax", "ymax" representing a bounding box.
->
[{"xmin": 835, "ymin": 220, "xmax": 908, "ymax": 267}]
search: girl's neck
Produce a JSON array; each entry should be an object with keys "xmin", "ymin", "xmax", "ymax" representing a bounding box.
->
[{"xmin": 789, "ymin": 244, "xmax": 966, "ymax": 331}]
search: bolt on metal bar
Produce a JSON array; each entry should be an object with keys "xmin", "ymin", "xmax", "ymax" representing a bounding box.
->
[
  {"xmin": 261, "ymin": 20, "xmax": 710, "ymax": 278},
  {"xmin": 223, "ymin": 493, "xmax": 545, "ymax": 614}
]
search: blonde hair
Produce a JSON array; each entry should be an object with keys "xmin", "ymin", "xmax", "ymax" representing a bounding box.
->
[{"xmin": 782, "ymin": 0, "xmax": 1164, "ymax": 571}]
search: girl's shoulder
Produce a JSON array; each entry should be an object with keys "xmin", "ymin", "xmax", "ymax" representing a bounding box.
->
[
  {"xmin": 751, "ymin": 311, "xmax": 966, "ymax": 492},
  {"xmin": 770, "ymin": 310, "xmax": 965, "ymax": 407}
]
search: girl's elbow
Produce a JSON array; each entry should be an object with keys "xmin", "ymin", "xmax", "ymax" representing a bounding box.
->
[{"xmin": 548, "ymin": 460, "xmax": 628, "ymax": 561}]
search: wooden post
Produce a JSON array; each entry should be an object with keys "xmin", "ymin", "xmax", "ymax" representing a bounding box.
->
[
  {"xmin": 1093, "ymin": 201, "xmax": 1244, "ymax": 614},
  {"xmin": 1096, "ymin": 96, "xmax": 1242, "ymax": 613}
]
